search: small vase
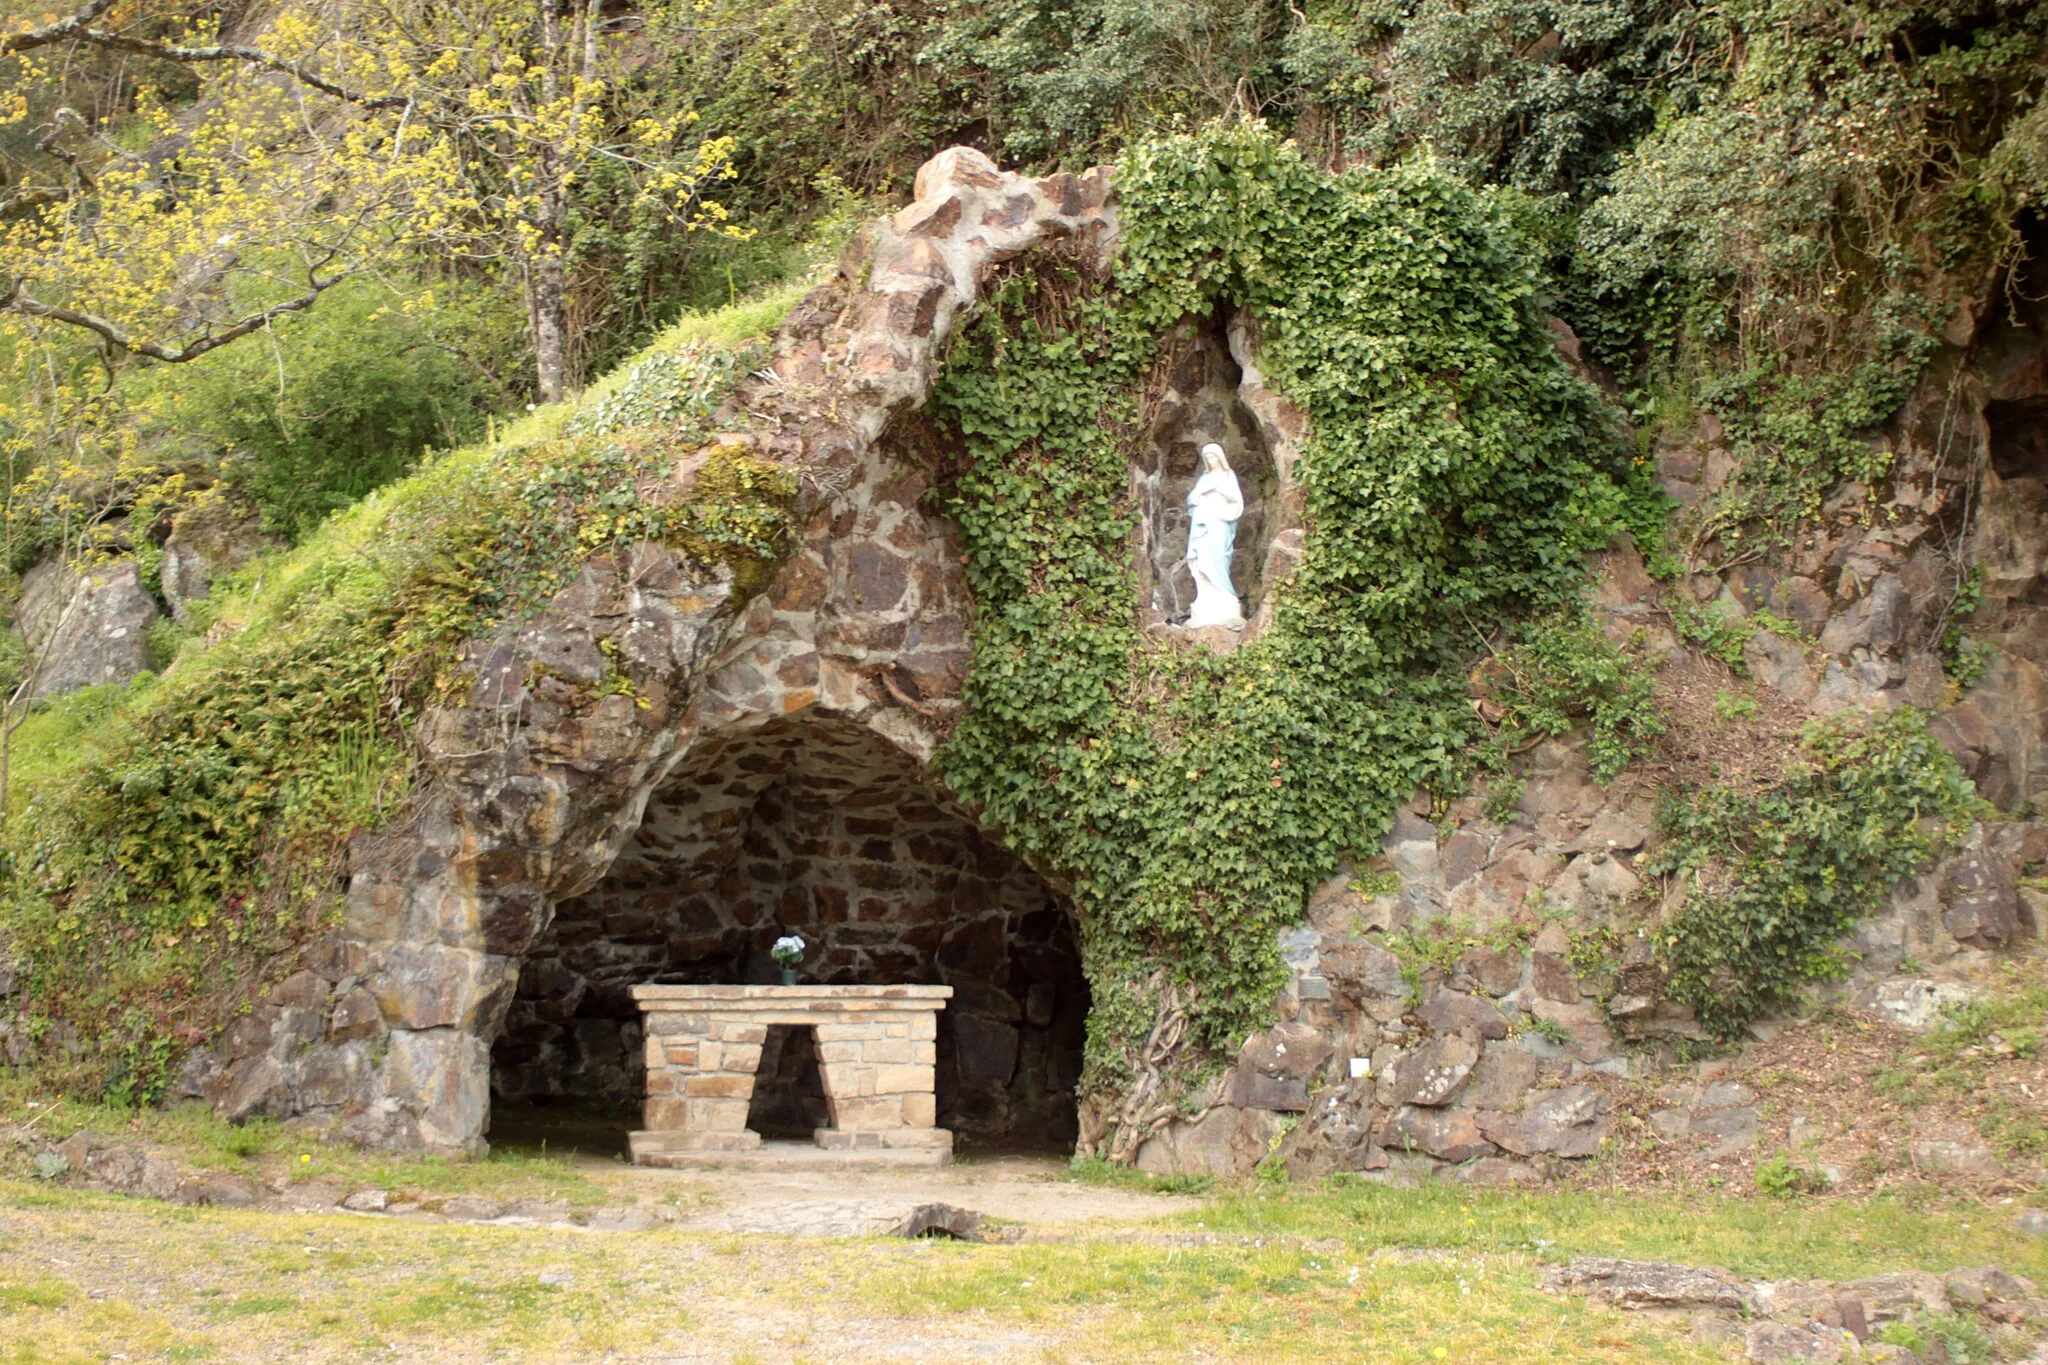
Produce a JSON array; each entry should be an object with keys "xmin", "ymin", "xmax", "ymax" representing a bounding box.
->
[{"xmin": 778, "ymin": 967, "xmax": 799, "ymax": 986}]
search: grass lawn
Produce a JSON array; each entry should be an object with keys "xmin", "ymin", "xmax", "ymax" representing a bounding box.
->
[{"xmin": 0, "ymin": 1159, "xmax": 2041, "ymax": 1363}]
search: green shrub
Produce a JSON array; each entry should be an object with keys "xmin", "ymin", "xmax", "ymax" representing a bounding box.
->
[
  {"xmin": 0, "ymin": 305, "xmax": 797, "ymax": 1092},
  {"xmin": 1478, "ymin": 611, "xmax": 1665, "ymax": 783},
  {"xmin": 1646, "ymin": 707, "xmax": 1978, "ymax": 1038},
  {"xmin": 1712, "ymin": 690, "xmax": 1758, "ymax": 722},
  {"xmin": 160, "ymin": 279, "xmax": 509, "ymax": 542},
  {"xmin": 1754, "ymin": 1154, "xmax": 1829, "ymax": 1199},
  {"xmin": 1875, "ymin": 1311, "xmax": 1998, "ymax": 1364}
]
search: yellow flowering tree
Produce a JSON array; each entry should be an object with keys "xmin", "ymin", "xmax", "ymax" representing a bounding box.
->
[{"xmin": 1, "ymin": 0, "xmax": 746, "ymax": 403}]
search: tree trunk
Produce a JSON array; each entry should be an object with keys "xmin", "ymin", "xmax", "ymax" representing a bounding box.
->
[
  {"xmin": 531, "ymin": 0, "xmax": 569, "ymax": 405},
  {"xmin": 532, "ymin": 239, "xmax": 568, "ymax": 405}
]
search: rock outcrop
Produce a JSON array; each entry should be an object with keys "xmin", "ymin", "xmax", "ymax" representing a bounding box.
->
[
  {"xmin": 17, "ymin": 557, "xmax": 161, "ymax": 699},
  {"xmin": 1545, "ymin": 1256, "xmax": 2045, "ymax": 1364}
]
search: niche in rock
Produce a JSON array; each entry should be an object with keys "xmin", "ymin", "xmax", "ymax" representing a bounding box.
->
[
  {"xmin": 1132, "ymin": 313, "xmax": 1281, "ymax": 631},
  {"xmin": 490, "ymin": 713, "xmax": 1088, "ymax": 1152}
]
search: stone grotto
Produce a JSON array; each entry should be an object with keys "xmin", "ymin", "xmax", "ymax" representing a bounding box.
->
[{"xmin": 133, "ymin": 145, "xmax": 2043, "ymax": 1185}]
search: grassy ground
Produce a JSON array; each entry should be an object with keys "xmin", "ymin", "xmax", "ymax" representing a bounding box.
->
[{"xmin": 0, "ymin": 1142, "xmax": 2042, "ymax": 1363}]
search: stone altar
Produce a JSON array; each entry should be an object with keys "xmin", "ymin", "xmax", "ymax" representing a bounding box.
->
[{"xmin": 629, "ymin": 983, "xmax": 955, "ymax": 1167}]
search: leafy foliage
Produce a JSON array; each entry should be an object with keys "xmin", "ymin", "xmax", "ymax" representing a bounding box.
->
[
  {"xmin": 1573, "ymin": 0, "xmax": 2048, "ymax": 549},
  {"xmin": 1474, "ymin": 611, "xmax": 1665, "ymax": 783},
  {"xmin": 929, "ymin": 124, "xmax": 1632, "ymax": 1128},
  {"xmin": 1644, "ymin": 708, "xmax": 1978, "ymax": 1039},
  {"xmin": 169, "ymin": 281, "xmax": 506, "ymax": 541},
  {"xmin": 1286, "ymin": 0, "xmax": 1688, "ymax": 194}
]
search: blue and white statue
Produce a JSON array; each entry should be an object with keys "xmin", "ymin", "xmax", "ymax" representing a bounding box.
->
[{"xmin": 1183, "ymin": 442, "xmax": 1245, "ymax": 629}]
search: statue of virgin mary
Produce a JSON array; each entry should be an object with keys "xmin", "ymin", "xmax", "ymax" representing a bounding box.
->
[{"xmin": 1182, "ymin": 442, "xmax": 1245, "ymax": 629}]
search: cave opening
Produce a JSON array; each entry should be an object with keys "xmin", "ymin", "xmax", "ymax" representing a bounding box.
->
[{"xmin": 487, "ymin": 712, "xmax": 1089, "ymax": 1158}]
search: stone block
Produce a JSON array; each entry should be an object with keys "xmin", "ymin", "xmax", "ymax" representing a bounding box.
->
[
  {"xmin": 1544, "ymin": 1257, "xmax": 1746, "ymax": 1310},
  {"xmin": 1477, "ymin": 1084, "xmax": 1609, "ymax": 1159},
  {"xmin": 909, "ymin": 1014, "xmax": 937, "ymax": 1041},
  {"xmin": 1530, "ymin": 952, "xmax": 1578, "ymax": 1003},
  {"xmin": 862, "ymin": 1040, "xmax": 913, "ymax": 1064},
  {"xmin": 663, "ymin": 1043, "xmax": 698, "ymax": 1069},
  {"xmin": 327, "ymin": 987, "xmax": 383, "ymax": 1043},
  {"xmin": 718, "ymin": 1022, "xmax": 767, "ymax": 1045},
  {"xmin": 1946, "ymin": 887, "xmax": 2022, "ymax": 948},
  {"xmin": 685, "ymin": 1073, "xmax": 756, "ymax": 1098},
  {"xmin": 1376, "ymin": 1105, "xmax": 1496, "ymax": 1163},
  {"xmin": 1240, "ymin": 1020, "xmax": 1334, "ymax": 1081},
  {"xmin": 696, "ymin": 1041, "xmax": 722, "ymax": 1072},
  {"xmin": 686, "ymin": 1097, "xmax": 752, "ymax": 1130},
  {"xmin": 1231, "ymin": 1070, "xmax": 1311, "ymax": 1112},
  {"xmin": 872, "ymin": 1063, "xmax": 936, "ymax": 1095},
  {"xmin": 817, "ymin": 1041, "xmax": 863, "ymax": 1063},
  {"xmin": 1842, "ymin": 1271, "xmax": 1950, "ymax": 1324},
  {"xmin": 645, "ymin": 1097, "xmax": 687, "ymax": 1129},
  {"xmin": 912, "ymin": 1042, "xmax": 936, "ymax": 1065},
  {"xmin": 831, "ymin": 1095, "xmax": 906, "ymax": 1128},
  {"xmin": 721, "ymin": 1044, "xmax": 762, "ymax": 1074},
  {"xmin": 1390, "ymin": 1031, "xmax": 1480, "ymax": 1107},
  {"xmin": 1458, "ymin": 946, "xmax": 1524, "ymax": 996},
  {"xmin": 812, "ymin": 1023, "xmax": 873, "ymax": 1043},
  {"xmin": 1462, "ymin": 1047, "xmax": 1540, "ymax": 1111},
  {"xmin": 367, "ymin": 944, "xmax": 511, "ymax": 1032},
  {"xmin": 1320, "ymin": 938, "xmax": 1408, "ymax": 1003},
  {"xmin": 1528, "ymin": 998, "xmax": 1616, "ymax": 1062},
  {"xmin": 1419, "ymin": 988, "xmax": 1509, "ymax": 1040},
  {"xmin": 903, "ymin": 1092, "xmax": 936, "ymax": 1127},
  {"xmin": 1912, "ymin": 1139, "xmax": 2004, "ymax": 1176},
  {"xmin": 823, "ymin": 1063, "xmax": 876, "ymax": 1097},
  {"xmin": 383, "ymin": 1028, "xmax": 490, "ymax": 1154},
  {"xmin": 1691, "ymin": 1106, "xmax": 1759, "ymax": 1157}
]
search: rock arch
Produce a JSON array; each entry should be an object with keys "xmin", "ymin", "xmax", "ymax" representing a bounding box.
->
[{"xmin": 201, "ymin": 149, "xmax": 1117, "ymax": 1153}]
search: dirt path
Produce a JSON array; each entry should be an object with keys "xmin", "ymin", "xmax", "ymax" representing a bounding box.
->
[{"xmin": 640, "ymin": 1154, "xmax": 1196, "ymax": 1236}]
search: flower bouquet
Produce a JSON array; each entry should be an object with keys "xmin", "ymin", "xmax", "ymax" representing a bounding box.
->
[{"xmin": 771, "ymin": 934, "xmax": 806, "ymax": 985}]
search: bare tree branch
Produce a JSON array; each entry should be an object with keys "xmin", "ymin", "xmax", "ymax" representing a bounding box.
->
[
  {"xmin": 4, "ymin": 3, "xmax": 407, "ymax": 110},
  {"xmin": 0, "ymin": 270, "xmax": 348, "ymax": 362},
  {"xmin": 0, "ymin": 0, "xmax": 118, "ymax": 56}
]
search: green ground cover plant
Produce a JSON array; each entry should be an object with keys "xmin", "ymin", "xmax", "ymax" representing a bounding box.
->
[
  {"xmin": 929, "ymin": 122, "xmax": 1643, "ymax": 1146},
  {"xmin": 1645, "ymin": 707, "xmax": 1980, "ymax": 1038}
]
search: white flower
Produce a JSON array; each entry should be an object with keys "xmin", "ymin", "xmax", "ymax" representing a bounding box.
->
[{"xmin": 773, "ymin": 935, "xmax": 805, "ymax": 954}]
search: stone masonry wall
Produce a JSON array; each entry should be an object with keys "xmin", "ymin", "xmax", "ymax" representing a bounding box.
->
[{"xmin": 491, "ymin": 713, "xmax": 1087, "ymax": 1145}]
